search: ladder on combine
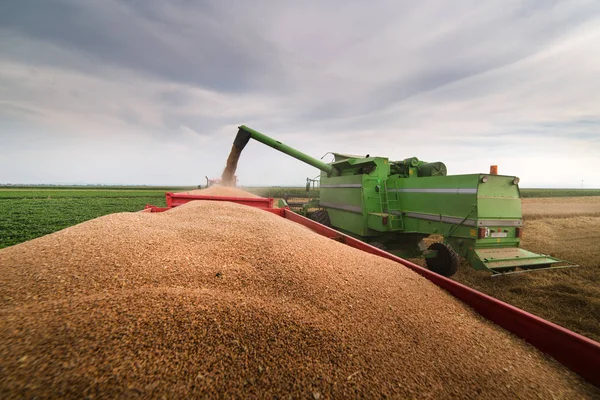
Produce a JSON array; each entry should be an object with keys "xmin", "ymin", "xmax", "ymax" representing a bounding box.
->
[{"xmin": 378, "ymin": 180, "xmax": 403, "ymax": 231}]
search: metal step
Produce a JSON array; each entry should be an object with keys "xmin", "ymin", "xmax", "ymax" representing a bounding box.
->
[{"xmin": 473, "ymin": 247, "xmax": 578, "ymax": 274}]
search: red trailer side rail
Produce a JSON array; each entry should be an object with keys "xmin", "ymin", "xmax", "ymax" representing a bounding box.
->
[
  {"xmin": 166, "ymin": 192, "xmax": 275, "ymax": 209},
  {"xmin": 144, "ymin": 194, "xmax": 600, "ymax": 387},
  {"xmin": 282, "ymin": 209, "xmax": 600, "ymax": 387}
]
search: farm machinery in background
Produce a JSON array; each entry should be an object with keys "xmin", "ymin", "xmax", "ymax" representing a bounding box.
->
[
  {"xmin": 281, "ymin": 177, "xmax": 320, "ymax": 211},
  {"xmin": 203, "ymin": 175, "xmax": 237, "ymax": 188},
  {"xmin": 230, "ymin": 125, "xmax": 575, "ymax": 276}
]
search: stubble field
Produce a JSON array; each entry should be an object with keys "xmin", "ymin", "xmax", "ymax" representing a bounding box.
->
[{"xmin": 450, "ymin": 196, "xmax": 600, "ymax": 342}]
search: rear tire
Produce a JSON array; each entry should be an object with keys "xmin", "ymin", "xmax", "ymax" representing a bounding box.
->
[
  {"xmin": 310, "ymin": 209, "xmax": 331, "ymax": 227},
  {"xmin": 425, "ymin": 242, "xmax": 459, "ymax": 277},
  {"xmin": 368, "ymin": 242, "xmax": 387, "ymax": 251},
  {"xmin": 496, "ymin": 267, "xmax": 516, "ymax": 273}
]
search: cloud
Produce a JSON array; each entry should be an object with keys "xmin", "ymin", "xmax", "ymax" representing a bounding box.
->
[
  {"xmin": 1, "ymin": 0, "xmax": 599, "ymax": 187},
  {"xmin": 0, "ymin": 0, "xmax": 286, "ymax": 92}
]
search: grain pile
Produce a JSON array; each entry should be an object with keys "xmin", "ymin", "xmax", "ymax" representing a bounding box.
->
[
  {"xmin": 1, "ymin": 192, "xmax": 597, "ymax": 398},
  {"xmin": 181, "ymin": 186, "xmax": 261, "ymax": 198}
]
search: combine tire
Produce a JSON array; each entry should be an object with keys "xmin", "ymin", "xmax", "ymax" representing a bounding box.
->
[
  {"xmin": 310, "ymin": 210, "xmax": 331, "ymax": 227},
  {"xmin": 369, "ymin": 242, "xmax": 387, "ymax": 251},
  {"xmin": 425, "ymin": 242, "xmax": 459, "ymax": 277},
  {"xmin": 496, "ymin": 267, "xmax": 517, "ymax": 273}
]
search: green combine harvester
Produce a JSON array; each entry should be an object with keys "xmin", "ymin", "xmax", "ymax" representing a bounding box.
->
[{"xmin": 232, "ymin": 125, "xmax": 573, "ymax": 276}]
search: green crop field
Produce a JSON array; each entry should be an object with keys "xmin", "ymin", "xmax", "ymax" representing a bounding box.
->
[
  {"xmin": 0, "ymin": 187, "xmax": 193, "ymax": 249},
  {"xmin": 1, "ymin": 186, "xmax": 599, "ymax": 250}
]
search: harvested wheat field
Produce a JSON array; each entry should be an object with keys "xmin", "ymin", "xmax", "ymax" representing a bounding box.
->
[
  {"xmin": 1, "ymin": 192, "xmax": 598, "ymax": 399},
  {"xmin": 452, "ymin": 196, "xmax": 600, "ymax": 343},
  {"xmin": 522, "ymin": 196, "xmax": 600, "ymax": 219}
]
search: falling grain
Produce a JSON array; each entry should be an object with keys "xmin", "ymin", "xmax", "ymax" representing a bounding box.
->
[{"xmin": 221, "ymin": 145, "xmax": 242, "ymax": 186}]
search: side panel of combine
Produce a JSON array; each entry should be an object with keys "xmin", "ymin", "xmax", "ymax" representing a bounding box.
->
[
  {"xmin": 477, "ymin": 176, "xmax": 522, "ymax": 220},
  {"xmin": 319, "ymin": 157, "xmax": 390, "ymax": 237},
  {"xmin": 467, "ymin": 175, "xmax": 524, "ymax": 271},
  {"xmin": 468, "ymin": 175, "xmax": 565, "ymax": 272},
  {"xmin": 387, "ymin": 174, "xmax": 480, "ymax": 238},
  {"xmin": 475, "ymin": 174, "xmax": 522, "ymax": 249},
  {"xmin": 385, "ymin": 173, "xmax": 567, "ymax": 273},
  {"xmin": 319, "ymin": 174, "xmax": 365, "ymax": 236}
]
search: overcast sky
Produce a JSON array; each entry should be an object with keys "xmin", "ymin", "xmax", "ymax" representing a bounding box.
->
[{"xmin": 1, "ymin": 0, "xmax": 599, "ymax": 187}]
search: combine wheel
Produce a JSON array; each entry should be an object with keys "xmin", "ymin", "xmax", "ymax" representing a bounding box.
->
[
  {"xmin": 368, "ymin": 242, "xmax": 387, "ymax": 251},
  {"xmin": 496, "ymin": 267, "xmax": 516, "ymax": 273},
  {"xmin": 425, "ymin": 242, "xmax": 459, "ymax": 277},
  {"xmin": 310, "ymin": 210, "xmax": 331, "ymax": 227}
]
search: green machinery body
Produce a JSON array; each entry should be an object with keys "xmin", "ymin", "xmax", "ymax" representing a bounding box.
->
[{"xmin": 233, "ymin": 125, "xmax": 569, "ymax": 276}]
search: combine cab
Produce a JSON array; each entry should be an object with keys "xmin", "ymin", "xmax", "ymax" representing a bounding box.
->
[{"xmin": 228, "ymin": 125, "xmax": 576, "ymax": 276}]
